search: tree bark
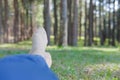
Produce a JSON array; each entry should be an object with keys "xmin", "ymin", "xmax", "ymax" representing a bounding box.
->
[
  {"xmin": 108, "ymin": 0, "xmax": 111, "ymax": 45},
  {"xmin": 0, "ymin": 0, "xmax": 3, "ymax": 43},
  {"xmin": 88, "ymin": 0, "xmax": 93, "ymax": 46},
  {"xmin": 13, "ymin": 0, "xmax": 19, "ymax": 43},
  {"xmin": 99, "ymin": 1, "xmax": 104, "ymax": 45},
  {"xmin": 67, "ymin": 0, "xmax": 73, "ymax": 46},
  {"xmin": 4, "ymin": 0, "xmax": 9, "ymax": 43},
  {"xmin": 117, "ymin": 0, "xmax": 120, "ymax": 43},
  {"xmin": 58, "ymin": 0, "xmax": 68, "ymax": 46},
  {"xmin": 29, "ymin": 1, "xmax": 33, "ymax": 37},
  {"xmin": 117, "ymin": 8, "xmax": 120, "ymax": 42},
  {"xmin": 53, "ymin": 0, "xmax": 58, "ymax": 44},
  {"xmin": 44, "ymin": 0, "xmax": 51, "ymax": 45},
  {"xmin": 84, "ymin": 0, "xmax": 88, "ymax": 46},
  {"xmin": 79, "ymin": 9, "xmax": 82, "ymax": 38},
  {"xmin": 111, "ymin": 0, "xmax": 116, "ymax": 46},
  {"xmin": 71, "ymin": 0, "xmax": 79, "ymax": 46}
]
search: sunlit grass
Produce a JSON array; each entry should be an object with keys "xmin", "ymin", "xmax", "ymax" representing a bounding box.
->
[{"xmin": 0, "ymin": 40, "xmax": 120, "ymax": 80}]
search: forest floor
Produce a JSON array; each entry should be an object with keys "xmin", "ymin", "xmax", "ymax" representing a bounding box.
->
[{"xmin": 0, "ymin": 41, "xmax": 120, "ymax": 80}]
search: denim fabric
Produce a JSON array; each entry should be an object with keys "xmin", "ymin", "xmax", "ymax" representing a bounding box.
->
[{"xmin": 0, "ymin": 54, "xmax": 59, "ymax": 80}]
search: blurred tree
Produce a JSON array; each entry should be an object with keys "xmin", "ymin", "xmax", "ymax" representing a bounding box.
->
[
  {"xmin": 0, "ymin": 0, "xmax": 3, "ymax": 43},
  {"xmin": 93, "ymin": 0, "xmax": 98, "ymax": 45},
  {"xmin": 4, "ymin": 0, "xmax": 9, "ymax": 43},
  {"xmin": 88, "ymin": 0, "xmax": 94, "ymax": 46},
  {"xmin": 13, "ymin": 0, "xmax": 19, "ymax": 43},
  {"xmin": 84, "ymin": 0, "xmax": 88, "ymax": 46},
  {"xmin": 29, "ymin": 0, "xmax": 34, "ymax": 37},
  {"xmin": 117, "ymin": 0, "xmax": 120, "ymax": 42},
  {"xmin": 98, "ymin": 0, "xmax": 104, "ymax": 45},
  {"xmin": 71, "ymin": 0, "xmax": 79, "ymax": 46},
  {"xmin": 68, "ymin": 0, "xmax": 73, "ymax": 46},
  {"xmin": 111, "ymin": 0, "xmax": 116, "ymax": 46},
  {"xmin": 53, "ymin": 0, "xmax": 58, "ymax": 44},
  {"xmin": 44, "ymin": 0, "xmax": 51, "ymax": 45},
  {"xmin": 79, "ymin": 0, "xmax": 82, "ymax": 38},
  {"xmin": 0, "ymin": 0, "xmax": 34, "ymax": 43},
  {"xmin": 58, "ymin": 0, "xmax": 68, "ymax": 46},
  {"xmin": 0, "ymin": 0, "xmax": 120, "ymax": 47},
  {"xmin": 108, "ymin": 0, "xmax": 112, "ymax": 45}
]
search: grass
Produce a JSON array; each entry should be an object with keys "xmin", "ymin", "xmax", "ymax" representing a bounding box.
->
[{"xmin": 0, "ymin": 41, "xmax": 120, "ymax": 80}]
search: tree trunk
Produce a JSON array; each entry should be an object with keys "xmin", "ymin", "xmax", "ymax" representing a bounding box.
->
[
  {"xmin": 13, "ymin": 0, "xmax": 19, "ymax": 43},
  {"xmin": 0, "ymin": 0, "xmax": 3, "ymax": 43},
  {"xmin": 4, "ymin": 0, "xmax": 9, "ymax": 43},
  {"xmin": 21, "ymin": 0, "xmax": 25, "ymax": 40},
  {"xmin": 84, "ymin": 0, "xmax": 88, "ymax": 46},
  {"xmin": 44, "ymin": 0, "xmax": 51, "ymax": 45},
  {"xmin": 58, "ymin": 0, "xmax": 68, "ymax": 46},
  {"xmin": 111, "ymin": 1, "xmax": 116, "ymax": 46},
  {"xmin": 29, "ymin": 1, "xmax": 33, "ymax": 37},
  {"xmin": 103, "ymin": 17, "xmax": 106, "ymax": 45},
  {"xmin": 108, "ymin": 0, "xmax": 111, "ymax": 45},
  {"xmin": 99, "ymin": 1, "xmax": 104, "ymax": 45},
  {"xmin": 117, "ymin": 0, "xmax": 120, "ymax": 43},
  {"xmin": 53, "ymin": 0, "xmax": 58, "ymax": 44},
  {"xmin": 71, "ymin": 0, "xmax": 79, "ymax": 46},
  {"xmin": 88, "ymin": 0, "xmax": 93, "ymax": 46},
  {"xmin": 79, "ymin": 0, "xmax": 82, "ymax": 39},
  {"xmin": 117, "ymin": 8, "xmax": 120, "ymax": 42},
  {"xmin": 67, "ymin": 0, "xmax": 73, "ymax": 46},
  {"xmin": 93, "ymin": 0, "xmax": 97, "ymax": 45},
  {"xmin": 20, "ymin": 11, "xmax": 25, "ymax": 41}
]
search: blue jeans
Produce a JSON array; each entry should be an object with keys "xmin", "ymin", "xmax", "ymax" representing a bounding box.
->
[{"xmin": 0, "ymin": 54, "xmax": 59, "ymax": 80}]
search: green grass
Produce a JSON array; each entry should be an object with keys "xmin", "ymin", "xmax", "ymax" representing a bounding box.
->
[{"xmin": 0, "ymin": 41, "xmax": 120, "ymax": 80}]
